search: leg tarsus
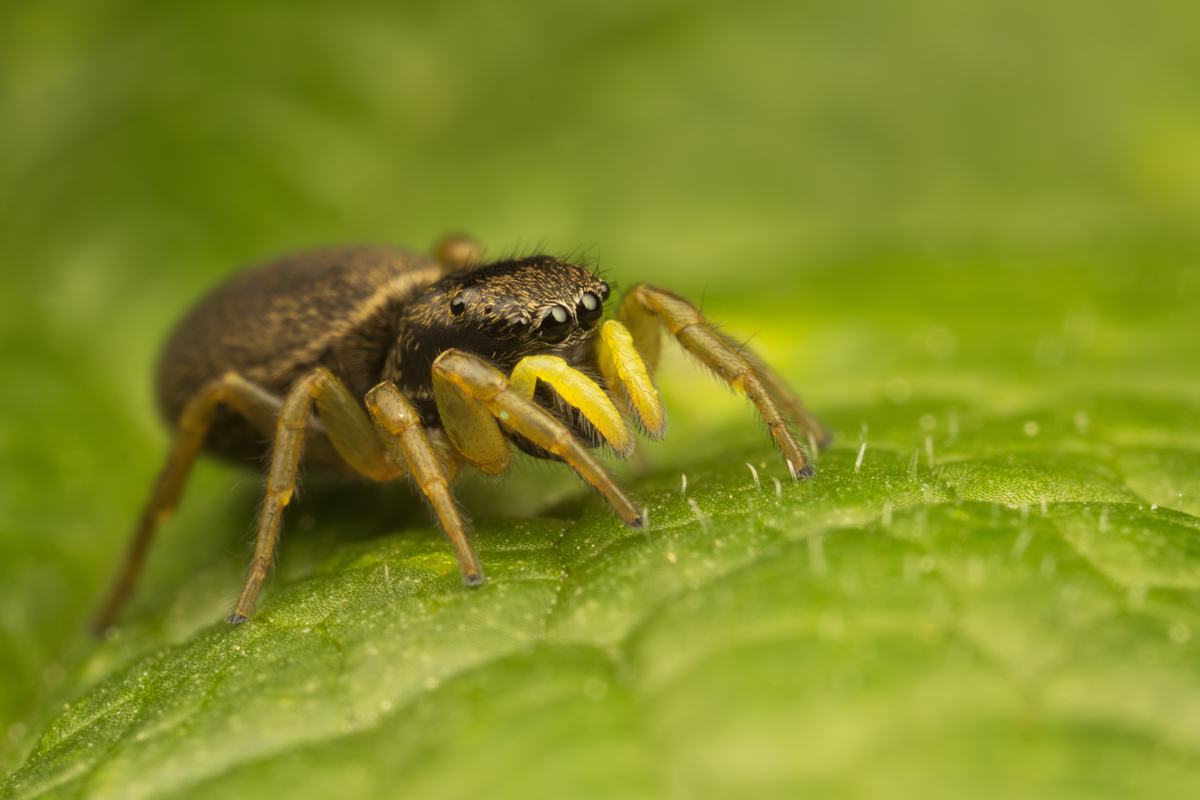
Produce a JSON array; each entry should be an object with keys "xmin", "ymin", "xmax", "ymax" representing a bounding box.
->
[
  {"xmin": 92, "ymin": 371, "xmax": 278, "ymax": 633},
  {"xmin": 366, "ymin": 381, "xmax": 484, "ymax": 586},
  {"xmin": 740, "ymin": 348, "xmax": 833, "ymax": 450},
  {"xmin": 618, "ymin": 284, "xmax": 824, "ymax": 477},
  {"xmin": 226, "ymin": 367, "xmax": 401, "ymax": 623}
]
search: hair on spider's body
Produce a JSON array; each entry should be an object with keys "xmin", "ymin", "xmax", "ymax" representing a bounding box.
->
[{"xmin": 95, "ymin": 236, "xmax": 830, "ymax": 630}]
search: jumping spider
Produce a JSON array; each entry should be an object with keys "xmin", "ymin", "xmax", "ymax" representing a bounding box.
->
[{"xmin": 93, "ymin": 237, "xmax": 830, "ymax": 629}]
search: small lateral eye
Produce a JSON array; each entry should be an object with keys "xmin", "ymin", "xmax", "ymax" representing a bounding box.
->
[
  {"xmin": 538, "ymin": 304, "xmax": 572, "ymax": 343},
  {"xmin": 598, "ymin": 282, "xmax": 611, "ymax": 301},
  {"xmin": 449, "ymin": 295, "xmax": 466, "ymax": 316},
  {"xmin": 576, "ymin": 291, "xmax": 603, "ymax": 326}
]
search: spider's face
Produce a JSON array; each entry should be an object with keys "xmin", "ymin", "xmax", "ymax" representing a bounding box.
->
[
  {"xmin": 393, "ymin": 255, "xmax": 614, "ymax": 391},
  {"xmin": 444, "ymin": 256, "xmax": 610, "ymax": 354}
]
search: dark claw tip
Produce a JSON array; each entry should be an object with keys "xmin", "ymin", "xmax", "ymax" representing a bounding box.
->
[
  {"xmin": 462, "ymin": 571, "xmax": 485, "ymax": 587},
  {"xmin": 628, "ymin": 514, "xmax": 645, "ymax": 530},
  {"xmin": 795, "ymin": 463, "xmax": 816, "ymax": 480},
  {"xmin": 226, "ymin": 613, "xmax": 249, "ymax": 625}
]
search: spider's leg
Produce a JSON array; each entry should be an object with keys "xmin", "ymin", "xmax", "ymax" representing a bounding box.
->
[
  {"xmin": 433, "ymin": 234, "xmax": 483, "ymax": 270},
  {"xmin": 432, "ymin": 349, "xmax": 643, "ymax": 528},
  {"xmin": 738, "ymin": 348, "xmax": 833, "ymax": 449},
  {"xmin": 510, "ymin": 355, "xmax": 634, "ymax": 456},
  {"xmin": 618, "ymin": 284, "xmax": 818, "ymax": 479},
  {"xmin": 94, "ymin": 372, "xmax": 284, "ymax": 632},
  {"xmin": 366, "ymin": 382, "xmax": 483, "ymax": 586},
  {"xmin": 596, "ymin": 320, "xmax": 667, "ymax": 440},
  {"xmin": 227, "ymin": 367, "xmax": 403, "ymax": 624}
]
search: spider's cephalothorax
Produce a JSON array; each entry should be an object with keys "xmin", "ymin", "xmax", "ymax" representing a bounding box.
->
[
  {"xmin": 95, "ymin": 237, "xmax": 830, "ymax": 629},
  {"xmin": 385, "ymin": 256, "xmax": 614, "ymax": 450},
  {"xmin": 396, "ymin": 257, "xmax": 610, "ymax": 374}
]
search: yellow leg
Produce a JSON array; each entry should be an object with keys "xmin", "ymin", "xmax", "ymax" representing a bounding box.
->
[
  {"xmin": 510, "ymin": 354, "xmax": 633, "ymax": 456},
  {"xmin": 432, "ymin": 349, "xmax": 643, "ymax": 528},
  {"xmin": 618, "ymin": 285, "xmax": 820, "ymax": 478}
]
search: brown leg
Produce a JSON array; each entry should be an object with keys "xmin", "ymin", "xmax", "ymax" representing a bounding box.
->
[
  {"xmin": 365, "ymin": 382, "xmax": 484, "ymax": 585},
  {"xmin": 432, "ymin": 349, "xmax": 643, "ymax": 528},
  {"xmin": 739, "ymin": 348, "xmax": 833, "ymax": 449},
  {"xmin": 92, "ymin": 372, "xmax": 283, "ymax": 632},
  {"xmin": 424, "ymin": 427, "xmax": 463, "ymax": 482},
  {"xmin": 433, "ymin": 234, "xmax": 482, "ymax": 270},
  {"xmin": 619, "ymin": 285, "xmax": 819, "ymax": 478},
  {"xmin": 227, "ymin": 367, "xmax": 402, "ymax": 623}
]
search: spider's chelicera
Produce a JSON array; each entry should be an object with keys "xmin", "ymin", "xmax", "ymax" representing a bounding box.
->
[{"xmin": 93, "ymin": 237, "xmax": 830, "ymax": 629}]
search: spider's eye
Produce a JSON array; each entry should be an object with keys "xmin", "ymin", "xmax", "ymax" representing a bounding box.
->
[
  {"xmin": 538, "ymin": 304, "xmax": 572, "ymax": 343},
  {"xmin": 449, "ymin": 295, "xmax": 466, "ymax": 316},
  {"xmin": 576, "ymin": 291, "xmax": 603, "ymax": 326},
  {"xmin": 598, "ymin": 282, "xmax": 611, "ymax": 301}
]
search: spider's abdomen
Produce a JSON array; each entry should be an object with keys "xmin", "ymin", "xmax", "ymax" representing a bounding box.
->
[{"xmin": 156, "ymin": 246, "xmax": 443, "ymax": 462}]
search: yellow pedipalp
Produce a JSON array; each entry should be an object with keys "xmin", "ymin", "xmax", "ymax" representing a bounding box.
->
[
  {"xmin": 510, "ymin": 355, "xmax": 634, "ymax": 456},
  {"xmin": 598, "ymin": 320, "xmax": 666, "ymax": 440}
]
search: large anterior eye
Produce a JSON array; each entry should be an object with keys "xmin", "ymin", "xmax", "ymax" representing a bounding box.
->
[
  {"xmin": 538, "ymin": 304, "xmax": 572, "ymax": 343},
  {"xmin": 576, "ymin": 291, "xmax": 603, "ymax": 326}
]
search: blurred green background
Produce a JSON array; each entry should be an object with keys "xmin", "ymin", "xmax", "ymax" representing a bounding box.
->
[{"xmin": 2, "ymin": 0, "xmax": 1200, "ymax": 797}]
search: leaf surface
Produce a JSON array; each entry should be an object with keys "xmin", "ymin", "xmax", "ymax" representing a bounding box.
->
[{"xmin": 3, "ymin": 1, "xmax": 1200, "ymax": 798}]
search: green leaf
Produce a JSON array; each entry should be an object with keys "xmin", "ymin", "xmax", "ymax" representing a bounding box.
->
[
  {"xmin": 3, "ymin": 1, "xmax": 1200, "ymax": 798},
  {"xmin": 6, "ymin": 376, "xmax": 1200, "ymax": 797}
]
